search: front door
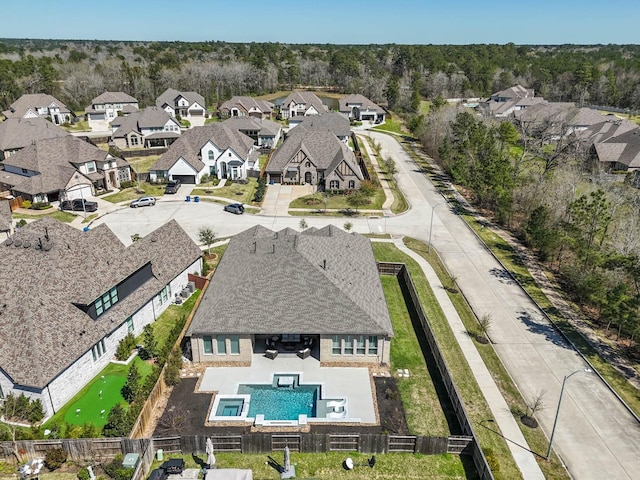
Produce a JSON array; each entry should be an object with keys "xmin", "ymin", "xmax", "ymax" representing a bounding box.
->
[
  {"xmin": 221, "ymin": 163, "xmax": 228, "ymax": 179},
  {"xmin": 304, "ymin": 172, "xmax": 312, "ymax": 184}
]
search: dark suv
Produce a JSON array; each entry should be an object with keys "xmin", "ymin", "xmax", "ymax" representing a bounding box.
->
[
  {"xmin": 224, "ymin": 203, "xmax": 245, "ymax": 215},
  {"xmin": 59, "ymin": 199, "xmax": 98, "ymax": 212},
  {"xmin": 164, "ymin": 180, "xmax": 181, "ymax": 194}
]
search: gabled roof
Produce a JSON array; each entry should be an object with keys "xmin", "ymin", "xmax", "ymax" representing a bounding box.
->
[
  {"xmin": 3, "ymin": 93, "xmax": 71, "ymax": 119},
  {"xmin": 595, "ymin": 127, "xmax": 640, "ymax": 168},
  {"xmin": 222, "ymin": 117, "xmax": 282, "ymax": 137},
  {"xmin": 266, "ymin": 126, "xmax": 361, "ymax": 179},
  {"xmin": 156, "ymin": 88, "xmax": 205, "ymax": 109},
  {"xmin": 92, "ymin": 91, "xmax": 138, "ymax": 105},
  {"xmin": 490, "ymin": 84, "xmax": 534, "ymax": 100},
  {"xmin": 296, "ymin": 112, "xmax": 351, "ymax": 137},
  {"xmin": 151, "ymin": 124, "xmax": 255, "ymax": 172},
  {"xmin": 579, "ymin": 118, "xmax": 638, "ymax": 144},
  {"xmin": 0, "ymin": 218, "xmax": 201, "ymax": 389},
  {"xmin": 219, "ymin": 96, "xmax": 274, "ymax": 114},
  {"xmin": 281, "ymin": 91, "xmax": 326, "ymax": 114},
  {"xmin": 339, "ymin": 94, "xmax": 385, "ymax": 115},
  {"xmin": 0, "ymin": 117, "xmax": 70, "ymax": 152},
  {"xmin": 187, "ymin": 225, "xmax": 393, "ymax": 337},
  {"xmin": 112, "ymin": 106, "xmax": 178, "ymax": 138}
]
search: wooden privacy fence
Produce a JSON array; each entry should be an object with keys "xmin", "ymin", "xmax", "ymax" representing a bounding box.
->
[{"xmin": 377, "ymin": 261, "xmax": 494, "ymax": 480}]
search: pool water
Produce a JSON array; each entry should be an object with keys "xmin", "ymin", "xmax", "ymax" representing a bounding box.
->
[
  {"xmin": 216, "ymin": 398, "xmax": 244, "ymax": 417},
  {"xmin": 237, "ymin": 383, "xmax": 320, "ymax": 420}
]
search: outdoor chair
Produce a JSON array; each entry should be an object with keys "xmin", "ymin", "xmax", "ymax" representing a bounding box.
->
[{"xmin": 265, "ymin": 349, "xmax": 278, "ymax": 359}]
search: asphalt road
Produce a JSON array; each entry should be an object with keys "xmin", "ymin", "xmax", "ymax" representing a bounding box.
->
[{"xmin": 93, "ymin": 131, "xmax": 640, "ymax": 479}]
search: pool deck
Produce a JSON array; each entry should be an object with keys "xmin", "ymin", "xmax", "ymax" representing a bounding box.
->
[{"xmin": 198, "ymin": 353, "xmax": 377, "ymax": 424}]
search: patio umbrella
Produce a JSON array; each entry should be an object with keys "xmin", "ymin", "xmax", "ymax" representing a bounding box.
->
[
  {"xmin": 284, "ymin": 445, "xmax": 291, "ymax": 472},
  {"xmin": 206, "ymin": 437, "xmax": 216, "ymax": 468}
]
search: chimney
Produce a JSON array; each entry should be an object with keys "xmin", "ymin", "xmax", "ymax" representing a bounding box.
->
[{"xmin": 250, "ymin": 241, "xmax": 256, "ymax": 253}]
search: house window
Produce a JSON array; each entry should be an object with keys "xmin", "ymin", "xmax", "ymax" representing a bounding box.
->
[
  {"xmin": 344, "ymin": 335, "xmax": 354, "ymax": 355},
  {"xmin": 216, "ymin": 336, "xmax": 227, "ymax": 354},
  {"xmin": 356, "ymin": 335, "xmax": 366, "ymax": 355},
  {"xmin": 126, "ymin": 317, "xmax": 134, "ymax": 333},
  {"xmin": 95, "ymin": 287, "xmax": 118, "ymax": 316},
  {"xmin": 203, "ymin": 336, "xmax": 213, "ymax": 354},
  {"xmin": 158, "ymin": 284, "xmax": 171, "ymax": 305},
  {"xmin": 0, "ymin": 384, "xmax": 4, "ymax": 399},
  {"xmin": 130, "ymin": 136, "xmax": 138, "ymax": 146},
  {"xmin": 208, "ymin": 151, "xmax": 215, "ymax": 161},
  {"xmin": 332, "ymin": 335, "xmax": 341, "ymax": 355},
  {"xmin": 368, "ymin": 336, "xmax": 378, "ymax": 355},
  {"xmin": 228, "ymin": 152, "xmax": 231, "ymax": 157},
  {"xmin": 229, "ymin": 336, "xmax": 240, "ymax": 355},
  {"xmin": 87, "ymin": 163, "xmax": 96, "ymax": 173},
  {"xmin": 329, "ymin": 180, "xmax": 339, "ymax": 189},
  {"xmin": 349, "ymin": 180, "xmax": 355, "ymax": 189},
  {"xmin": 305, "ymin": 161, "xmax": 311, "ymax": 168},
  {"xmin": 91, "ymin": 339, "xmax": 106, "ymax": 362}
]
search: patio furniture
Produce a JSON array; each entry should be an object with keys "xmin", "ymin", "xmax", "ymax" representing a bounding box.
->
[
  {"xmin": 297, "ymin": 347, "xmax": 311, "ymax": 359},
  {"xmin": 265, "ymin": 349, "xmax": 278, "ymax": 360}
]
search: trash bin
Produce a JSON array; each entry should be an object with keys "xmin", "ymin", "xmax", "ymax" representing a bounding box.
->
[
  {"xmin": 156, "ymin": 449, "xmax": 163, "ymax": 461},
  {"xmin": 270, "ymin": 180, "xmax": 275, "ymax": 185},
  {"xmin": 185, "ymin": 195, "xmax": 191, "ymax": 202},
  {"xmin": 194, "ymin": 196, "xmax": 199, "ymax": 203},
  {"xmin": 83, "ymin": 227, "xmax": 90, "ymax": 232}
]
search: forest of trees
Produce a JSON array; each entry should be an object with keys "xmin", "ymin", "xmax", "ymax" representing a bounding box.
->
[{"xmin": 1, "ymin": 39, "xmax": 640, "ymax": 113}]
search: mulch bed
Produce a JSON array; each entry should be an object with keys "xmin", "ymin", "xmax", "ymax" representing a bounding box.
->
[{"xmin": 154, "ymin": 376, "xmax": 409, "ymax": 437}]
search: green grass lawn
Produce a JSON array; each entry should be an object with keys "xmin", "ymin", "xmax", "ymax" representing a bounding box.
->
[
  {"xmin": 191, "ymin": 178, "xmax": 258, "ymax": 204},
  {"xmin": 372, "ymin": 116, "xmax": 413, "ymax": 137},
  {"xmin": 290, "ymin": 190, "xmax": 385, "ymax": 211},
  {"xmin": 150, "ymin": 451, "xmax": 469, "ymax": 480},
  {"xmin": 419, "ymin": 100, "xmax": 431, "ymax": 116},
  {"xmin": 103, "ymin": 184, "xmax": 167, "ymax": 203},
  {"xmin": 150, "ymin": 291, "xmax": 200, "ymax": 347},
  {"xmin": 127, "ymin": 155, "xmax": 161, "ymax": 174},
  {"xmin": 13, "ymin": 210, "xmax": 77, "ymax": 223},
  {"xmin": 45, "ymin": 356, "xmax": 153, "ymax": 430}
]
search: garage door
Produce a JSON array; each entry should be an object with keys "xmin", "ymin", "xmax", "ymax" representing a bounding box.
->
[
  {"xmin": 66, "ymin": 184, "xmax": 93, "ymax": 200},
  {"xmin": 189, "ymin": 109, "xmax": 204, "ymax": 116},
  {"xmin": 172, "ymin": 175, "xmax": 196, "ymax": 184}
]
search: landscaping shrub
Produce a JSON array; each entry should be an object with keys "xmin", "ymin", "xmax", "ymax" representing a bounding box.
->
[
  {"xmin": 139, "ymin": 324, "xmax": 157, "ymax": 360},
  {"xmin": 104, "ymin": 455, "xmax": 133, "ymax": 480},
  {"xmin": 120, "ymin": 363, "xmax": 141, "ymax": 403},
  {"xmin": 16, "ymin": 219, "xmax": 27, "ymax": 228},
  {"xmin": 44, "ymin": 447, "xmax": 68, "ymax": 470},
  {"xmin": 164, "ymin": 347, "xmax": 182, "ymax": 386},
  {"xmin": 78, "ymin": 467, "xmax": 91, "ymax": 480},
  {"xmin": 102, "ymin": 405, "xmax": 131, "ymax": 437},
  {"xmin": 0, "ymin": 393, "xmax": 44, "ymax": 424},
  {"xmin": 21, "ymin": 200, "xmax": 32, "ymax": 209},
  {"xmin": 119, "ymin": 180, "xmax": 135, "ymax": 189},
  {"xmin": 253, "ymin": 177, "xmax": 267, "ymax": 203},
  {"xmin": 115, "ymin": 333, "xmax": 137, "ymax": 361},
  {"xmin": 32, "ymin": 202, "xmax": 52, "ymax": 210}
]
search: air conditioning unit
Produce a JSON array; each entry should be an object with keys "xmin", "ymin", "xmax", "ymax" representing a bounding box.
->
[
  {"xmin": 180, "ymin": 287, "xmax": 190, "ymax": 298},
  {"xmin": 187, "ymin": 281, "xmax": 196, "ymax": 293}
]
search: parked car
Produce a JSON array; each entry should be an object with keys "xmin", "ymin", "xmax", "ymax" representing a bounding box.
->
[
  {"xmin": 164, "ymin": 180, "xmax": 181, "ymax": 194},
  {"xmin": 130, "ymin": 196, "xmax": 156, "ymax": 208},
  {"xmin": 59, "ymin": 199, "xmax": 98, "ymax": 212},
  {"xmin": 223, "ymin": 203, "xmax": 245, "ymax": 215}
]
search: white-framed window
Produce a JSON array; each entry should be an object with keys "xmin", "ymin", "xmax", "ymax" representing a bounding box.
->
[
  {"xmin": 368, "ymin": 336, "xmax": 378, "ymax": 355},
  {"xmin": 126, "ymin": 317, "xmax": 134, "ymax": 333},
  {"xmin": 130, "ymin": 136, "xmax": 139, "ymax": 146},
  {"xmin": 344, "ymin": 335, "xmax": 354, "ymax": 355},
  {"xmin": 356, "ymin": 335, "xmax": 366, "ymax": 355},
  {"xmin": 332, "ymin": 335, "xmax": 341, "ymax": 355},
  {"xmin": 329, "ymin": 180, "xmax": 339, "ymax": 189},
  {"xmin": 95, "ymin": 287, "xmax": 118, "ymax": 316},
  {"xmin": 229, "ymin": 336, "xmax": 240, "ymax": 355},
  {"xmin": 208, "ymin": 151, "xmax": 215, "ymax": 161},
  {"xmin": 0, "ymin": 384, "xmax": 4, "ymax": 399},
  {"xmin": 348, "ymin": 180, "xmax": 355, "ymax": 189},
  {"xmin": 91, "ymin": 339, "xmax": 106, "ymax": 361},
  {"xmin": 87, "ymin": 163, "xmax": 96, "ymax": 173},
  {"xmin": 216, "ymin": 336, "xmax": 227, "ymax": 354},
  {"xmin": 203, "ymin": 336, "xmax": 213, "ymax": 354},
  {"xmin": 158, "ymin": 284, "xmax": 171, "ymax": 305}
]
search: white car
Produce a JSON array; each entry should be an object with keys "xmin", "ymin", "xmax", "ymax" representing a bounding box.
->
[{"xmin": 130, "ymin": 196, "xmax": 156, "ymax": 208}]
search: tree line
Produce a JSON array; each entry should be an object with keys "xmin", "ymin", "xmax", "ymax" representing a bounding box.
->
[{"xmin": 1, "ymin": 40, "xmax": 640, "ymax": 113}]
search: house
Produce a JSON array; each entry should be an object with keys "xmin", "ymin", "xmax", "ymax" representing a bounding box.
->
[
  {"xmin": 156, "ymin": 88, "xmax": 206, "ymax": 124},
  {"xmin": 0, "ymin": 117, "xmax": 70, "ymax": 161},
  {"xmin": 514, "ymin": 102, "xmax": 607, "ymax": 138},
  {"xmin": 111, "ymin": 106, "xmax": 181, "ymax": 149},
  {"xmin": 85, "ymin": 91, "xmax": 139, "ymax": 131},
  {"xmin": 480, "ymin": 84, "xmax": 544, "ymax": 118},
  {"xmin": 339, "ymin": 94, "xmax": 386, "ymax": 123},
  {"xmin": 3, "ymin": 93, "xmax": 74, "ymax": 125},
  {"xmin": 149, "ymin": 124, "xmax": 258, "ymax": 184},
  {"xmin": 218, "ymin": 96, "xmax": 275, "ymax": 119},
  {"xmin": 264, "ymin": 121, "xmax": 363, "ymax": 188},
  {"xmin": 279, "ymin": 91, "xmax": 327, "ymax": 124},
  {"xmin": 187, "ymin": 225, "xmax": 393, "ymax": 366},
  {"xmin": 0, "ymin": 217, "xmax": 202, "ymax": 418},
  {"xmin": 592, "ymin": 126, "xmax": 640, "ymax": 172},
  {"xmin": 293, "ymin": 112, "xmax": 351, "ymax": 142},
  {"xmin": 1, "ymin": 135, "xmax": 131, "ymax": 203},
  {"xmin": 222, "ymin": 117, "xmax": 283, "ymax": 148}
]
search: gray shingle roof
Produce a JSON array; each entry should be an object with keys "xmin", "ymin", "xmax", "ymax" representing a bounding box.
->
[
  {"xmin": 339, "ymin": 94, "xmax": 385, "ymax": 115},
  {"xmin": 151, "ymin": 124, "xmax": 254, "ymax": 172},
  {"xmin": 266, "ymin": 127, "xmax": 361, "ymax": 179},
  {"xmin": 92, "ymin": 91, "xmax": 138, "ymax": 105},
  {"xmin": 0, "ymin": 200, "xmax": 11, "ymax": 232},
  {"xmin": 4, "ymin": 93, "xmax": 72, "ymax": 119},
  {"xmin": 0, "ymin": 118, "xmax": 70, "ymax": 153},
  {"xmin": 187, "ymin": 225, "xmax": 393, "ymax": 337},
  {"xmin": 281, "ymin": 91, "xmax": 327, "ymax": 114},
  {"xmin": 156, "ymin": 88, "xmax": 205, "ymax": 110},
  {"xmin": 222, "ymin": 117, "xmax": 282, "ymax": 137},
  {"xmin": 296, "ymin": 112, "xmax": 350, "ymax": 137},
  {"xmin": 0, "ymin": 218, "xmax": 201, "ymax": 389},
  {"xmin": 596, "ymin": 127, "xmax": 640, "ymax": 168},
  {"xmin": 219, "ymin": 96, "xmax": 274, "ymax": 115},
  {"xmin": 112, "ymin": 107, "xmax": 177, "ymax": 138}
]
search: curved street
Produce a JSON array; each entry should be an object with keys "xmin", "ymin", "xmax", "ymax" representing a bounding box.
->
[{"xmin": 93, "ymin": 130, "xmax": 640, "ymax": 479}]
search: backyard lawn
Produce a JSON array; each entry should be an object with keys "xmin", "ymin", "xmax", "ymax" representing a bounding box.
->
[{"xmin": 126, "ymin": 155, "xmax": 161, "ymax": 174}]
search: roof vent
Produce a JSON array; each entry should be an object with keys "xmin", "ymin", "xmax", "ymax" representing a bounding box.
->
[
  {"xmin": 43, "ymin": 241, "xmax": 53, "ymax": 252},
  {"xmin": 4, "ymin": 238, "xmax": 12, "ymax": 246},
  {"xmin": 14, "ymin": 239, "xmax": 22, "ymax": 247},
  {"xmin": 151, "ymin": 236, "xmax": 157, "ymax": 242},
  {"xmin": 250, "ymin": 241, "xmax": 256, "ymax": 253},
  {"xmin": 23, "ymin": 240, "xmax": 31, "ymax": 248}
]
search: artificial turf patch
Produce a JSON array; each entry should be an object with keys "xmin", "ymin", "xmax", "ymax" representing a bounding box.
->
[{"xmin": 63, "ymin": 375, "xmax": 126, "ymax": 427}]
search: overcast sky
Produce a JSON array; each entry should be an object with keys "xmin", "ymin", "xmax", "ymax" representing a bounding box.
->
[{"xmin": 2, "ymin": 0, "xmax": 639, "ymax": 45}]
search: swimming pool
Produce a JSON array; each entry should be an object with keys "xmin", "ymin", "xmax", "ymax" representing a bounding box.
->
[
  {"xmin": 237, "ymin": 380, "xmax": 320, "ymax": 421},
  {"xmin": 215, "ymin": 398, "xmax": 244, "ymax": 417}
]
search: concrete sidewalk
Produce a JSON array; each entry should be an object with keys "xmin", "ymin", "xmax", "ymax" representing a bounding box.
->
[{"xmin": 388, "ymin": 238, "xmax": 545, "ymax": 480}]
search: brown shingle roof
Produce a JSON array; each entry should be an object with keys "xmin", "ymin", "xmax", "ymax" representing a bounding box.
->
[
  {"xmin": 92, "ymin": 91, "xmax": 138, "ymax": 105},
  {"xmin": 4, "ymin": 93, "xmax": 72, "ymax": 119},
  {"xmin": 156, "ymin": 88, "xmax": 205, "ymax": 110},
  {"xmin": 112, "ymin": 107, "xmax": 177, "ymax": 138},
  {"xmin": 0, "ymin": 218, "xmax": 201, "ymax": 389},
  {"xmin": 339, "ymin": 94, "xmax": 385, "ymax": 115},
  {"xmin": 0, "ymin": 117, "xmax": 70, "ymax": 153},
  {"xmin": 187, "ymin": 225, "xmax": 393, "ymax": 337},
  {"xmin": 218, "ymin": 96, "xmax": 274, "ymax": 115}
]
